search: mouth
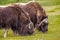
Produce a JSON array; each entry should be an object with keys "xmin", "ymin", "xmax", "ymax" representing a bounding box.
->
[
  {"xmin": 42, "ymin": 28, "xmax": 48, "ymax": 33},
  {"xmin": 42, "ymin": 30, "xmax": 48, "ymax": 33},
  {"xmin": 28, "ymin": 30, "xmax": 34, "ymax": 35}
]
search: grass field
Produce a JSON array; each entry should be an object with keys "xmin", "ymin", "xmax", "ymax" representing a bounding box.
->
[{"xmin": 0, "ymin": 0, "xmax": 60, "ymax": 40}]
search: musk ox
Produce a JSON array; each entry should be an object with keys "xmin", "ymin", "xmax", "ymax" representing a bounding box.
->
[
  {"xmin": 15, "ymin": 1, "xmax": 49, "ymax": 33},
  {"xmin": 0, "ymin": 4, "xmax": 34, "ymax": 38}
]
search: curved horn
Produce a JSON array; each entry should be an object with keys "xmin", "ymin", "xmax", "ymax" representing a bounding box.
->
[{"xmin": 38, "ymin": 18, "xmax": 48, "ymax": 26}]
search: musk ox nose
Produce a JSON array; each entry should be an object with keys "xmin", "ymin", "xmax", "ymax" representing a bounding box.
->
[
  {"xmin": 28, "ymin": 30, "xmax": 34, "ymax": 35},
  {"xmin": 42, "ymin": 28, "xmax": 48, "ymax": 33},
  {"xmin": 42, "ymin": 31, "xmax": 47, "ymax": 33}
]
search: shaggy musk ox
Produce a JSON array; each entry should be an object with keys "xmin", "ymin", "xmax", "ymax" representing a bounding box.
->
[
  {"xmin": 16, "ymin": 1, "xmax": 49, "ymax": 33},
  {"xmin": 0, "ymin": 4, "xmax": 34, "ymax": 38}
]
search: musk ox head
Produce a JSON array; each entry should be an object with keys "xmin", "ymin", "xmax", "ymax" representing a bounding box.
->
[
  {"xmin": 35, "ymin": 3, "xmax": 49, "ymax": 33},
  {"xmin": 37, "ymin": 16, "xmax": 49, "ymax": 33}
]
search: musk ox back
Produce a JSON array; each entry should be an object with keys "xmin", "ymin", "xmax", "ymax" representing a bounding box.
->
[
  {"xmin": 0, "ymin": 4, "xmax": 34, "ymax": 38},
  {"xmin": 17, "ymin": 1, "xmax": 49, "ymax": 33}
]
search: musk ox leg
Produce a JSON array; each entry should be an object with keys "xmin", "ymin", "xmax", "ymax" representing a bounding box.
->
[{"xmin": 4, "ymin": 28, "xmax": 9, "ymax": 38}]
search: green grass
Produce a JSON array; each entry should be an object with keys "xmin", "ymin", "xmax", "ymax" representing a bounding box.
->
[{"xmin": 47, "ymin": 6, "xmax": 60, "ymax": 13}]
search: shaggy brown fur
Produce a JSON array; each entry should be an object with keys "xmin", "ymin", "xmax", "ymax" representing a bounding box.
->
[
  {"xmin": 16, "ymin": 1, "xmax": 49, "ymax": 33},
  {"xmin": 0, "ymin": 4, "xmax": 34, "ymax": 38}
]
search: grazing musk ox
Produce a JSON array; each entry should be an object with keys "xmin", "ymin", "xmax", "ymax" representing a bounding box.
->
[
  {"xmin": 0, "ymin": 4, "xmax": 34, "ymax": 38},
  {"xmin": 15, "ymin": 1, "xmax": 49, "ymax": 33},
  {"xmin": 11, "ymin": 4, "xmax": 35, "ymax": 36}
]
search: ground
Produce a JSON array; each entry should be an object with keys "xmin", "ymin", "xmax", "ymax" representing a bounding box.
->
[{"xmin": 0, "ymin": 0, "xmax": 60, "ymax": 40}]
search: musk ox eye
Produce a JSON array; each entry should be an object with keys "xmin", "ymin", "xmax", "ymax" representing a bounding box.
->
[{"xmin": 41, "ymin": 23, "xmax": 45, "ymax": 25}]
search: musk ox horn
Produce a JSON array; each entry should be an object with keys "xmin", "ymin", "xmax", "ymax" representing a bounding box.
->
[
  {"xmin": 28, "ymin": 21, "xmax": 33, "ymax": 29},
  {"xmin": 38, "ymin": 18, "xmax": 48, "ymax": 27}
]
